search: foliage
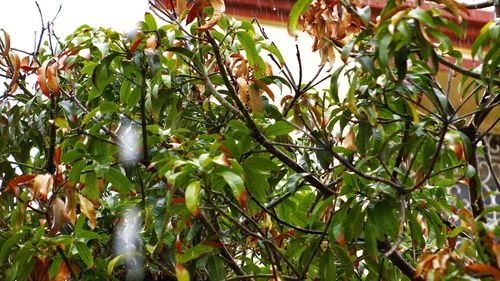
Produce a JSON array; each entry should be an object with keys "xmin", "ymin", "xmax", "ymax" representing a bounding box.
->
[{"xmin": 0, "ymin": 0, "xmax": 499, "ymax": 280}]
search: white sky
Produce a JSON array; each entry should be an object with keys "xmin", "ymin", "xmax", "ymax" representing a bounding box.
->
[{"xmin": 0, "ymin": 0, "xmax": 149, "ymax": 51}]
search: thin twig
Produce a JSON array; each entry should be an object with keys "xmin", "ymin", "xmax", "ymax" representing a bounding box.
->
[
  {"xmin": 438, "ymin": 56, "xmax": 500, "ymax": 87},
  {"xmin": 384, "ymin": 194, "xmax": 406, "ymax": 257}
]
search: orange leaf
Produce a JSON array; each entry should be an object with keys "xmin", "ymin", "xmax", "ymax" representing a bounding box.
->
[
  {"xmin": 49, "ymin": 197, "xmax": 66, "ymax": 236},
  {"xmin": 187, "ymin": 0, "xmax": 207, "ymax": 24},
  {"xmin": 54, "ymin": 259, "xmax": 80, "ymax": 281},
  {"xmin": 47, "ymin": 62, "xmax": 60, "ymax": 96},
  {"xmin": 171, "ymin": 197, "xmax": 186, "ymax": 204},
  {"xmin": 7, "ymin": 174, "xmax": 35, "ymax": 190},
  {"xmin": 1, "ymin": 29, "xmax": 10, "ymax": 56},
  {"xmin": 464, "ymin": 264, "xmax": 500, "ymax": 279},
  {"xmin": 252, "ymin": 79, "xmax": 275, "ymax": 101},
  {"xmin": 37, "ymin": 63, "xmax": 50, "ymax": 98},
  {"xmin": 237, "ymin": 189, "xmax": 248, "ymax": 209},
  {"xmin": 78, "ymin": 194, "xmax": 97, "ymax": 229},
  {"xmin": 197, "ymin": 0, "xmax": 225, "ymax": 31},
  {"xmin": 55, "ymin": 145, "xmax": 61, "ymax": 165}
]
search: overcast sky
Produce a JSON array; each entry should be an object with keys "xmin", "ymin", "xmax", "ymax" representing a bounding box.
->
[{"xmin": 0, "ymin": 0, "xmax": 149, "ymax": 51}]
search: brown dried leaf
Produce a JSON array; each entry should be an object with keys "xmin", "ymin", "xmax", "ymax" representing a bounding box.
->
[
  {"xmin": 249, "ymin": 84, "xmax": 263, "ymax": 113},
  {"xmin": 236, "ymin": 77, "xmax": 248, "ymax": 104},
  {"xmin": 48, "ymin": 197, "xmax": 66, "ymax": 236},
  {"xmin": 78, "ymin": 194, "xmax": 97, "ymax": 229},
  {"xmin": 64, "ymin": 187, "xmax": 77, "ymax": 225},
  {"xmin": 197, "ymin": 0, "xmax": 225, "ymax": 31},
  {"xmin": 344, "ymin": 129, "xmax": 356, "ymax": 151},
  {"xmin": 8, "ymin": 52, "xmax": 20, "ymax": 94},
  {"xmin": 33, "ymin": 174, "xmax": 54, "ymax": 201},
  {"xmin": 1, "ymin": 29, "xmax": 10, "ymax": 56}
]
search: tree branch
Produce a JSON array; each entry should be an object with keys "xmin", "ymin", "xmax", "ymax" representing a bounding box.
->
[{"xmin": 204, "ymin": 31, "xmax": 334, "ymax": 197}]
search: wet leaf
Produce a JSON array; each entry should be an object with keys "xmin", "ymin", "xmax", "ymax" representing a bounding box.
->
[
  {"xmin": 217, "ymin": 170, "xmax": 245, "ymax": 201},
  {"xmin": 185, "ymin": 180, "xmax": 201, "ymax": 217}
]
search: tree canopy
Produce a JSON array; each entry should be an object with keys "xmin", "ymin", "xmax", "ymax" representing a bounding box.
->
[{"xmin": 0, "ymin": 0, "xmax": 499, "ymax": 280}]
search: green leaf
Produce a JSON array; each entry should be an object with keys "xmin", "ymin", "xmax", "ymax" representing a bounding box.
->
[
  {"xmin": 62, "ymin": 149, "xmax": 83, "ymax": 163},
  {"xmin": 217, "ymin": 170, "xmax": 245, "ymax": 198},
  {"xmin": 185, "ymin": 180, "xmax": 201, "ymax": 216},
  {"xmin": 92, "ymin": 53, "xmax": 120, "ymax": 90},
  {"xmin": 237, "ymin": 32, "xmax": 266, "ymax": 78},
  {"xmin": 48, "ymin": 257, "xmax": 63, "ymax": 280},
  {"xmin": 68, "ymin": 160, "xmax": 86, "ymax": 185},
  {"xmin": 333, "ymin": 244, "xmax": 354, "ymax": 276},
  {"xmin": 408, "ymin": 8, "xmax": 435, "ymax": 28},
  {"xmin": 365, "ymin": 219, "xmax": 379, "ymax": 257},
  {"xmin": 262, "ymin": 43, "xmax": 285, "ymax": 66},
  {"xmin": 330, "ymin": 65, "xmax": 346, "ymax": 103},
  {"xmin": 456, "ymin": 131, "xmax": 473, "ymax": 161},
  {"xmin": 287, "ymin": 172, "xmax": 308, "ymax": 193},
  {"xmin": 395, "ymin": 45, "xmax": 408, "ymax": 81},
  {"xmin": 106, "ymin": 167, "xmax": 134, "ymax": 194},
  {"xmin": 99, "ymin": 101, "xmax": 119, "ymax": 114},
  {"xmin": 76, "ymin": 242, "xmax": 94, "ymax": 268},
  {"xmin": 288, "ymin": 0, "xmax": 313, "ymax": 37},
  {"xmin": 54, "ymin": 116, "xmax": 70, "ymax": 129},
  {"xmin": 144, "ymin": 12, "xmax": 158, "ymax": 30},
  {"xmin": 409, "ymin": 211, "xmax": 425, "ymax": 248},
  {"xmin": 245, "ymin": 169, "xmax": 269, "ymax": 202},
  {"xmin": 471, "ymin": 20, "xmax": 493, "ymax": 58},
  {"xmin": 0, "ymin": 232, "xmax": 25, "ymax": 263},
  {"xmin": 264, "ymin": 121, "xmax": 295, "ymax": 136},
  {"xmin": 373, "ymin": 201, "xmax": 398, "ymax": 237},
  {"xmin": 207, "ymin": 256, "xmax": 225, "ymax": 281},
  {"xmin": 107, "ymin": 252, "xmax": 142, "ymax": 276},
  {"xmin": 355, "ymin": 122, "xmax": 371, "ymax": 155},
  {"xmin": 357, "ymin": 6, "xmax": 371, "ymax": 25},
  {"xmin": 319, "ymin": 248, "xmax": 337, "ymax": 280},
  {"xmin": 177, "ymin": 243, "xmax": 216, "ymax": 263},
  {"xmin": 243, "ymin": 156, "xmax": 278, "ymax": 172}
]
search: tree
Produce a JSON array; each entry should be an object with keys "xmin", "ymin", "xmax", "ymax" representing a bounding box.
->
[{"xmin": 0, "ymin": 0, "xmax": 499, "ymax": 280}]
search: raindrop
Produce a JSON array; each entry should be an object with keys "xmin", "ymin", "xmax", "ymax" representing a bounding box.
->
[
  {"xmin": 114, "ymin": 206, "xmax": 144, "ymax": 280},
  {"xmin": 117, "ymin": 119, "xmax": 141, "ymax": 164}
]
